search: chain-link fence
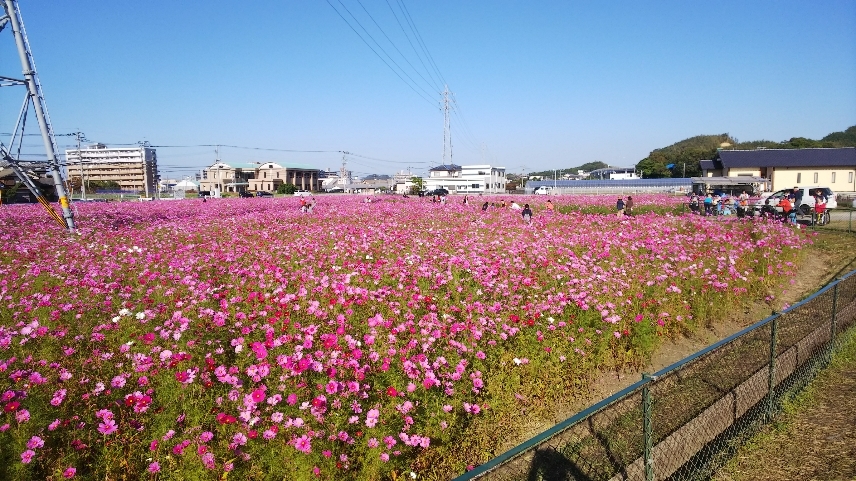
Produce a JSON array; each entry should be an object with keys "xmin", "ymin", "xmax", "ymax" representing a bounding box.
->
[{"xmin": 452, "ymin": 269, "xmax": 856, "ymax": 481}]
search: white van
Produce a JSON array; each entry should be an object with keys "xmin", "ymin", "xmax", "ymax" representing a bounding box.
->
[
  {"xmin": 752, "ymin": 187, "xmax": 837, "ymax": 215},
  {"xmin": 534, "ymin": 186, "xmax": 553, "ymax": 195}
]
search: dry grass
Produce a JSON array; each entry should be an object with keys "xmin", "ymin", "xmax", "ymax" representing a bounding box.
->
[{"xmin": 714, "ymin": 326, "xmax": 856, "ymax": 481}]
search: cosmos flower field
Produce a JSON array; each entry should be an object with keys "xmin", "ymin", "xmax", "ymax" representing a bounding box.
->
[{"xmin": 0, "ymin": 195, "xmax": 808, "ymax": 480}]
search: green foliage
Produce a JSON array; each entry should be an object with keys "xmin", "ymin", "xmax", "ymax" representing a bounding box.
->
[
  {"xmin": 277, "ymin": 183, "xmax": 297, "ymax": 195},
  {"xmin": 410, "ymin": 176, "xmax": 425, "ymax": 193},
  {"xmin": 638, "ymin": 134, "xmax": 733, "ymax": 179},
  {"xmin": 821, "ymin": 125, "xmax": 856, "ymax": 146},
  {"xmin": 88, "ymin": 180, "xmax": 122, "ymax": 191}
]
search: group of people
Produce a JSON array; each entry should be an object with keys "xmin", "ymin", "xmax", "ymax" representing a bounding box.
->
[
  {"xmin": 689, "ymin": 191, "xmax": 751, "ymax": 217},
  {"xmin": 299, "ymin": 196, "xmax": 317, "ymax": 213},
  {"xmin": 615, "ymin": 196, "xmax": 634, "ymax": 216},
  {"xmin": 688, "ymin": 187, "xmax": 829, "ymax": 225},
  {"xmin": 765, "ymin": 187, "xmax": 828, "ymax": 224}
]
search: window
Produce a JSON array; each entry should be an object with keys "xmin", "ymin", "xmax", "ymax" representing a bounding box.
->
[
  {"xmin": 797, "ymin": 173, "xmax": 801, "ymax": 183},
  {"xmin": 850, "ymin": 172, "xmax": 854, "ymax": 183},
  {"xmin": 831, "ymin": 172, "xmax": 836, "ymax": 183},
  {"xmin": 813, "ymin": 172, "xmax": 818, "ymax": 183},
  {"xmin": 478, "ymin": 171, "xmax": 486, "ymax": 175},
  {"xmin": 471, "ymin": 183, "xmax": 480, "ymax": 189}
]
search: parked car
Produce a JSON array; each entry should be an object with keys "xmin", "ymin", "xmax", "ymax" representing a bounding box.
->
[
  {"xmin": 255, "ymin": 191, "xmax": 274, "ymax": 198},
  {"xmin": 426, "ymin": 188, "xmax": 449, "ymax": 196},
  {"xmin": 293, "ymin": 190, "xmax": 311, "ymax": 197},
  {"xmin": 534, "ymin": 186, "xmax": 553, "ymax": 195},
  {"xmin": 238, "ymin": 191, "xmax": 254, "ymax": 198},
  {"xmin": 752, "ymin": 187, "xmax": 837, "ymax": 215}
]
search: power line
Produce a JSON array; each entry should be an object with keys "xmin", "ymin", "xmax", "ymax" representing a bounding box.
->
[
  {"xmin": 384, "ymin": 0, "xmax": 443, "ymax": 93},
  {"xmin": 344, "ymin": 151, "xmax": 426, "ymax": 164},
  {"xmin": 149, "ymin": 144, "xmax": 337, "ymax": 153},
  {"xmin": 354, "ymin": 0, "xmax": 440, "ymax": 97},
  {"xmin": 326, "ymin": 0, "xmax": 438, "ymax": 108},
  {"xmin": 397, "ymin": 0, "xmax": 448, "ymax": 88}
]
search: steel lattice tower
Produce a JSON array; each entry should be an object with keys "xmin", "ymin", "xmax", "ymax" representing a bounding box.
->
[{"xmin": 0, "ymin": 0, "xmax": 75, "ymax": 231}]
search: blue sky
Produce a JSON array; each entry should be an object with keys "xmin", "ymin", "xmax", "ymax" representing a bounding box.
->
[{"xmin": 5, "ymin": 0, "xmax": 855, "ymax": 179}]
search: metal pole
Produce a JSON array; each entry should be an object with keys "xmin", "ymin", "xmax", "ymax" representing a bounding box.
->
[
  {"xmin": 4, "ymin": 0, "xmax": 74, "ymax": 230},
  {"xmin": 767, "ymin": 316, "xmax": 779, "ymax": 421},
  {"xmin": 76, "ymin": 132, "xmax": 86, "ymax": 200},
  {"xmin": 642, "ymin": 373, "xmax": 656, "ymax": 481},
  {"xmin": 831, "ymin": 283, "xmax": 839, "ymax": 348}
]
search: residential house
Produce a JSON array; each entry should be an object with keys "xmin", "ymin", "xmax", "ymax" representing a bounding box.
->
[
  {"xmin": 701, "ymin": 148, "xmax": 856, "ymax": 192},
  {"xmin": 423, "ymin": 164, "xmax": 506, "ymax": 194}
]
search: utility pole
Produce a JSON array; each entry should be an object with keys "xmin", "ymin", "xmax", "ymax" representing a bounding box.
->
[
  {"xmin": 0, "ymin": 0, "xmax": 74, "ymax": 230},
  {"xmin": 75, "ymin": 131, "xmax": 86, "ymax": 200}
]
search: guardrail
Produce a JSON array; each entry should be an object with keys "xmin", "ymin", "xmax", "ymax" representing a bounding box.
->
[{"xmin": 452, "ymin": 269, "xmax": 856, "ymax": 481}]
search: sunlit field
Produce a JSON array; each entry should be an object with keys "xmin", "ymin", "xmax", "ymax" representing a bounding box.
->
[{"xmin": 0, "ymin": 195, "xmax": 808, "ymax": 480}]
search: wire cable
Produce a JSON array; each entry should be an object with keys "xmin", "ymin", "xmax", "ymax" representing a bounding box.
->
[
  {"xmin": 397, "ymin": 0, "xmax": 448, "ymax": 88},
  {"xmin": 326, "ymin": 0, "xmax": 438, "ymax": 108},
  {"xmin": 384, "ymin": 0, "xmax": 443, "ymax": 93},
  {"xmin": 355, "ymin": 0, "xmax": 440, "ymax": 97}
]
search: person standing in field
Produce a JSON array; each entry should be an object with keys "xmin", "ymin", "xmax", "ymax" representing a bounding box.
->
[
  {"xmin": 521, "ymin": 203, "xmax": 533, "ymax": 223},
  {"xmin": 625, "ymin": 196, "xmax": 634, "ymax": 216},
  {"xmin": 546, "ymin": 199, "xmax": 555, "ymax": 213},
  {"xmin": 482, "ymin": 201, "xmax": 489, "ymax": 211},
  {"xmin": 616, "ymin": 197, "xmax": 625, "ymax": 217}
]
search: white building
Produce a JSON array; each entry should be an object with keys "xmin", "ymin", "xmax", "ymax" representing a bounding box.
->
[
  {"xmin": 65, "ymin": 144, "xmax": 159, "ymax": 197},
  {"xmin": 423, "ymin": 164, "xmax": 506, "ymax": 194}
]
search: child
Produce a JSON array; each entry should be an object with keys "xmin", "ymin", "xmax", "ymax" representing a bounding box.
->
[{"xmin": 521, "ymin": 204, "xmax": 533, "ymax": 223}]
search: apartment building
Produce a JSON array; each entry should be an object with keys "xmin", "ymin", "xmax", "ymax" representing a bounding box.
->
[{"xmin": 65, "ymin": 144, "xmax": 159, "ymax": 197}]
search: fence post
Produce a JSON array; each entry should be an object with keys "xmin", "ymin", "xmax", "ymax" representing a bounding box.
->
[
  {"xmin": 850, "ymin": 209, "xmax": 852, "ymax": 233},
  {"xmin": 642, "ymin": 373, "xmax": 656, "ymax": 481},
  {"xmin": 831, "ymin": 283, "xmax": 839, "ymax": 347},
  {"xmin": 766, "ymin": 315, "xmax": 779, "ymax": 421}
]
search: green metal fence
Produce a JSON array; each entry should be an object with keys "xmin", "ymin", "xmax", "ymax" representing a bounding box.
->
[{"xmin": 452, "ymin": 269, "xmax": 856, "ymax": 481}]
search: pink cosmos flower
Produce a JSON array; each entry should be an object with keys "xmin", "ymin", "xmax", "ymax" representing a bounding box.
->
[
  {"xmin": 63, "ymin": 467, "xmax": 76, "ymax": 478},
  {"xmin": 294, "ymin": 435, "xmax": 312, "ymax": 454},
  {"xmin": 251, "ymin": 388, "xmax": 265, "ymax": 403},
  {"xmin": 148, "ymin": 462, "xmax": 160, "ymax": 473},
  {"xmin": 98, "ymin": 419, "xmax": 118, "ymax": 435},
  {"xmin": 21, "ymin": 449, "xmax": 35, "ymax": 464},
  {"xmin": 26, "ymin": 436, "xmax": 44, "ymax": 449}
]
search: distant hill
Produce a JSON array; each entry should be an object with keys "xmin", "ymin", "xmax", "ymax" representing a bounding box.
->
[
  {"xmin": 635, "ymin": 125, "xmax": 856, "ymax": 178},
  {"xmin": 528, "ymin": 161, "xmax": 607, "ymax": 179}
]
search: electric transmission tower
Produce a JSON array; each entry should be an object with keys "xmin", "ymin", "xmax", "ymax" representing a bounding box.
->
[
  {"xmin": 0, "ymin": 0, "xmax": 75, "ymax": 231},
  {"xmin": 441, "ymin": 86, "xmax": 452, "ymax": 165}
]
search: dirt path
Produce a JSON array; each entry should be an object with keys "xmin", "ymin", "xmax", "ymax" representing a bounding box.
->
[{"xmin": 713, "ymin": 330, "xmax": 856, "ymax": 481}]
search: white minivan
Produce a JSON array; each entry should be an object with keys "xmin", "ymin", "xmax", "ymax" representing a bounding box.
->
[
  {"xmin": 752, "ymin": 187, "xmax": 837, "ymax": 215},
  {"xmin": 534, "ymin": 186, "xmax": 553, "ymax": 195}
]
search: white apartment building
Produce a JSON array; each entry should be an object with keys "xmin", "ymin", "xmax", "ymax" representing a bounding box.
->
[
  {"xmin": 423, "ymin": 164, "xmax": 506, "ymax": 194},
  {"xmin": 65, "ymin": 144, "xmax": 159, "ymax": 197}
]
